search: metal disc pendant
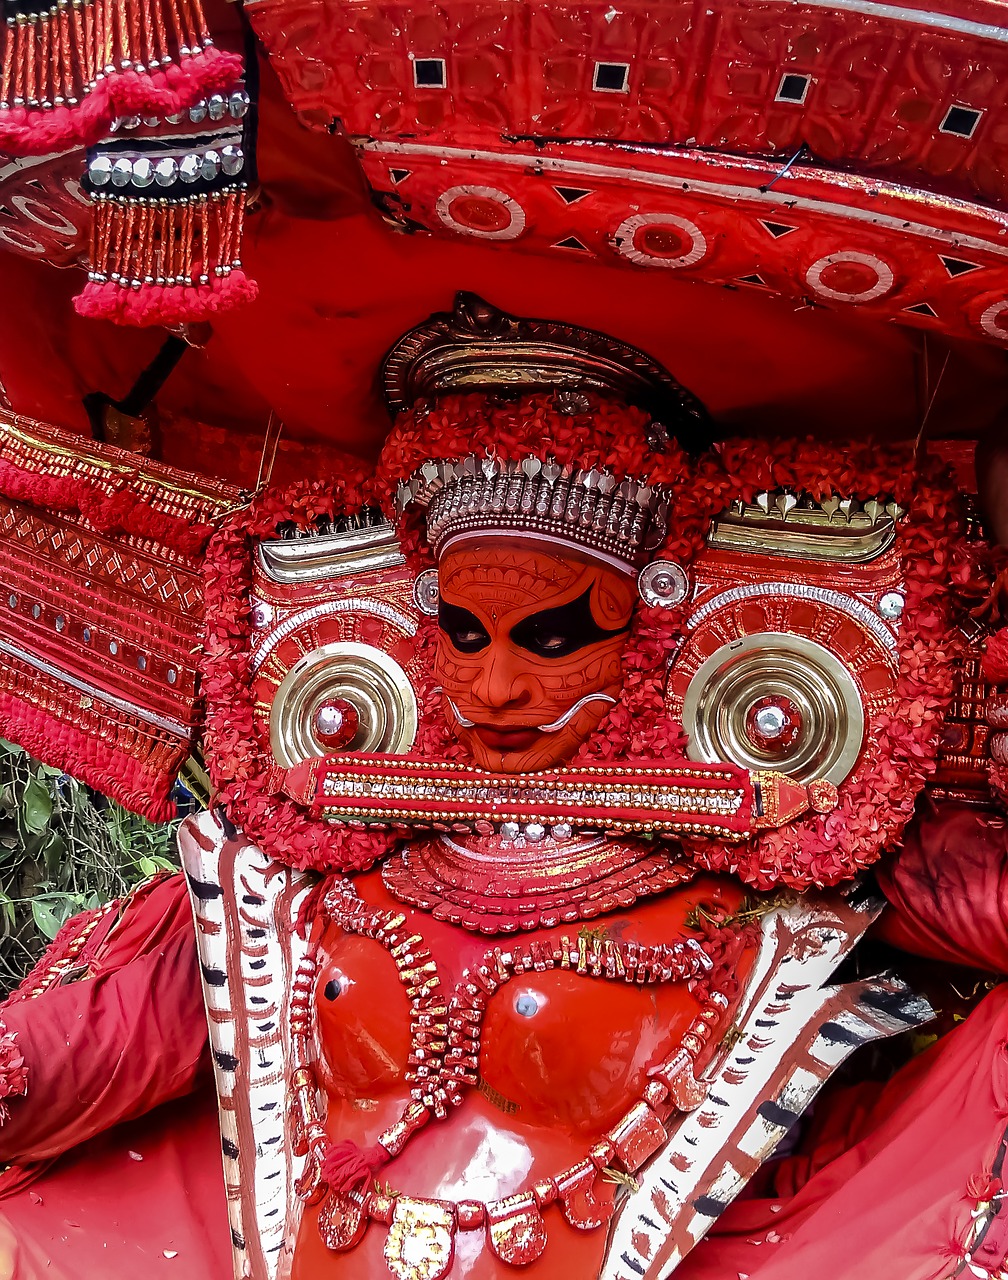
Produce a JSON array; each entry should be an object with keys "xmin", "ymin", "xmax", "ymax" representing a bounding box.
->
[
  {"xmin": 269, "ymin": 641, "xmax": 419, "ymax": 767},
  {"xmin": 680, "ymin": 632, "xmax": 865, "ymax": 786}
]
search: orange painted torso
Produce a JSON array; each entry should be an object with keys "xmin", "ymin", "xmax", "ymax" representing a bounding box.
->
[{"xmin": 292, "ymin": 866, "xmax": 754, "ymax": 1280}]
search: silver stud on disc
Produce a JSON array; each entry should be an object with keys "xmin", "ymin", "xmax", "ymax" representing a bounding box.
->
[
  {"xmin": 878, "ymin": 590, "xmax": 905, "ymax": 621},
  {"xmin": 637, "ymin": 559, "xmax": 689, "ymax": 608},
  {"xmin": 413, "ymin": 568, "xmax": 440, "ymax": 617}
]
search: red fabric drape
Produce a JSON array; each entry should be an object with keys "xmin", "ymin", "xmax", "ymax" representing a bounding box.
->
[
  {"xmin": 0, "ymin": 873, "xmax": 208, "ymax": 1167},
  {"xmin": 678, "ymin": 983, "xmax": 1008, "ymax": 1280},
  {"xmin": 0, "ymin": 1086, "xmax": 229, "ymax": 1280},
  {"xmin": 681, "ymin": 803, "xmax": 1008, "ymax": 1280},
  {"xmin": 875, "ymin": 802, "xmax": 1008, "ymax": 972}
]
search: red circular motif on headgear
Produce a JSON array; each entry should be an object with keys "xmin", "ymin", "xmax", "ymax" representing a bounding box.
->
[
  {"xmin": 818, "ymin": 260, "xmax": 881, "ymax": 295},
  {"xmin": 449, "ymin": 197, "xmax": 512, "ymax": 232}
]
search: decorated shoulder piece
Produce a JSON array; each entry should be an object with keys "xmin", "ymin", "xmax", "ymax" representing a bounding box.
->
[{"xmin": 0, "ymin": 408, "xmax": 237, "ymax": 818}]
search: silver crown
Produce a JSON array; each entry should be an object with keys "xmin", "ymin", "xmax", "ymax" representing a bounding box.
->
[{"xmin": 396, "ymin": 455, "xmax": 671, "ymax": 572}]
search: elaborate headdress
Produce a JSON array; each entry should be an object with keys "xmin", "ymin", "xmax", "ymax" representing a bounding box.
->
[
  {"xmin": 198, "ymin": 293, "xmax": 971, "ymax": 895},
  {"xmin": 386, "ymin": 292, "xmax": 709, "ymax": 574},
  {"xmin": 382, "ymin": 291, "xmax": 710, "ymax": 444}
]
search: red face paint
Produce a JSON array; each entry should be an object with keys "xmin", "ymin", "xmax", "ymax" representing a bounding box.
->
[{"xmin": 434, "ymin": 537, "xmax": 635, "ymax": 772}]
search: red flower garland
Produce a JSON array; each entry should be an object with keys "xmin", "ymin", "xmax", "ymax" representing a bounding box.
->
[
  {"xmin": 201, "ymin": 398, "xmax": 973, "ymax": 889},
  {"xmin": 0, "ymin": 456, "xmax": 211, "ymax": 558},
  {"xmin": 0, "ymin": 1022, "xmax": 27, "ymax": 1125}
]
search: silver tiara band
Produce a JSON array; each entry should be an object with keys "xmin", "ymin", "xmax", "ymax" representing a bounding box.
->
[{"xmin": 396, "ymin": 455, "xmax": 671, "ymax": 570}]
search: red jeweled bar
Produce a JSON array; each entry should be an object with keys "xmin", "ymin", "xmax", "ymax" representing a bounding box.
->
[{"xmin": 283, "ymin": 755, "xmax": 830, "ymax": 839}]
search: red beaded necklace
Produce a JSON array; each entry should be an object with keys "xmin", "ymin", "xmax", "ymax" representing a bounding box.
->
[{"xmin": 380, "ymin": 831, "xmax": 696, "ymax": 933}]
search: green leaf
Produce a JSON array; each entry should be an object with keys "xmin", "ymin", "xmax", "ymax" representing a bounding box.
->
[
  {"xmin": 21, "ymin": 777, "xmax": 52, "ymax": 835},
  {"xmin": 0, "ymin": 887, "xmax": 14, "ymax": 936},
  {"xmin": 42, "ymin": 831, "xmax": 67, "ymax": 876},
  {"xmin": 137, "ymin": 855, "xmax": 158, "ymax": 878},
  {"xmin": 31, "ymin": 897, "xmax": 61, "ymax": 940}
]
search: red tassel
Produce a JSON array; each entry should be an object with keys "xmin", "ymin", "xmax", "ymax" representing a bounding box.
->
[
  {"xmin": 0, "ymin": 456, "xmax": 211, "ymax": 557},
  {"xmin": 74, "ymin": 271, "xmax": 258, "ymax": 325},
  {"xmin": 75, "ymin": 187, "xmax": 257, "ymax": 326},
  {"xmin": 0, "ymin": 0, "xmax": 242, "ymax": 158},
  {"xmin": 320, "ymin": 1141, "xmax": 391, "ymax": 1195}
]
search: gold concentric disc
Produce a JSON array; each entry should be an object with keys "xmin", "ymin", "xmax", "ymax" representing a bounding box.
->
[
  {"xmin": 269, "ymin": 641, "xmax": 418, "ymax": 768},
  {"xmin": 680, "ymin": 632, "xmax": 865, "ymax": 786}
]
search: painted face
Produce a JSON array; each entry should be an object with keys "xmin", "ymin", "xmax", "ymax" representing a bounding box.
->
[{"xmin": 434, "ymin": 537, "xmax": 636, "ymax": 772}]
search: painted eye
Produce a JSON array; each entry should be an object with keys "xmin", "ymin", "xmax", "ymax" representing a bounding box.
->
[
  {"xmin": 438, "ymin": 600, "xmax": 490, "ymax": 653},
  {"xmin": 511, "ymin": 587, "xmax": 630, "ymax": 660},
  {"xmin": 534, "ymin": 631, "xmax": 567, "ymax": 653}
]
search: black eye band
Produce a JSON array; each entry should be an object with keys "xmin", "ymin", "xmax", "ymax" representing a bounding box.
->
[
  {"xmin": 510, "ymin": 586, "xmax": 629, "ymax": 659},
  {"xmin": 438, "ymin": 599, "xmax": 491, "ymax": 653}
]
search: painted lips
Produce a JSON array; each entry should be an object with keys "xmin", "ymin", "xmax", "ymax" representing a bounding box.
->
[{"xmin": 469, "ymin": 724, "xmax": 543, "ymax": 753}]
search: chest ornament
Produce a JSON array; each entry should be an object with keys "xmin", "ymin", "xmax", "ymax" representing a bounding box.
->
[
  {"xmin": 380, "ymin": 831, "xmax": 696, "ymax": 933},
  {"xmin": 288, "ymin": 878, "xmax": 732, "ymax": 1278}
]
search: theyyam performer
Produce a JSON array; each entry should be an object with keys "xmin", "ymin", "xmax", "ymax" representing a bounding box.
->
[
  {"xmin": 0, "ymin": 290, "xmax": 1006, "ymax": 1280},
  {"xmin": 0, "ymin": 0, "xmax": 1005, "ymax": 1275}
]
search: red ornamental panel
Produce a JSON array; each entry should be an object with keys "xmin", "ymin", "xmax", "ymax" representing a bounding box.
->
[
  {"xmin": 0, "ymin": 148, "xmax": 90, "ymax": 266},
  {"xmin": 245, "ymin": 0, "xmax": 1008, "ymax": 208},
  {"xmin": 357, "ymin": 140, "xmax": 1008, "ymax": 347},
  {"xmin": 0, "ymin": 411, "xmax": 239, "ymax": 818}
]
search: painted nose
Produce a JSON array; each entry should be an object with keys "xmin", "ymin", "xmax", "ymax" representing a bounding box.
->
[{"xmin": 472, "ymin": 643, "xmax": 533, "ymax": 711}]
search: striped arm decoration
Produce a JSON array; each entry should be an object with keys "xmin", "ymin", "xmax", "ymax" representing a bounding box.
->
[
  {"xmin": 179, "ymin": 809, "xmax": 315, "ymax": 1280},
  {"xmin": 601, "ymin": 889, "xmax": 933, "ymax": 1280}
]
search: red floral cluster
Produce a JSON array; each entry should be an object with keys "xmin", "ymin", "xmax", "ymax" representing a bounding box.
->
[
  {"xmin": 0, "ymin": 1022, "xmax": 27, "ymax": 1125},
  {"xmin": 0, "ymin": 457, "xmax": 209, "ymax": 558},
  {"xmin": 371, "ymin": 392, "xmax": 690, "ymax": 503},
  {"xmin": 201, "ymin": 400, "xmax": 973, "ymax": 889}
]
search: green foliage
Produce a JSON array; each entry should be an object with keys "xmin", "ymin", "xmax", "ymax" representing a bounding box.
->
[{"xmin": 0, "ymin": 740, "xmax": 179, "ymax": 994}]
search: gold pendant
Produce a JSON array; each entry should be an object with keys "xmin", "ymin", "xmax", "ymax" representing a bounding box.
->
[
  {"xmin": 383, "ymin": 1197, "xmax": 456, "ymax": 1280},
  {"xmin": 486, "ymin": 1192, "xmax": 548, "ymax": 1265},
  {"xmin": 317, "ymin": 1191, "xmax": 368, "ymax": 1251}
]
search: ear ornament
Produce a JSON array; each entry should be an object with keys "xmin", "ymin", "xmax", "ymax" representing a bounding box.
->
[{"xmin": 637, "ymin": 560, "xmax": 689, "ymax": 608}]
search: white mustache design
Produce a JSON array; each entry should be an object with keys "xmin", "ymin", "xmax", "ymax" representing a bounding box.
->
[{"xmin": 439, "ymin": 691, "xmax": 617, "ymax": 734}]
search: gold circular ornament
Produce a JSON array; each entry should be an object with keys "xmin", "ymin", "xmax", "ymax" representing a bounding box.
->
[
  {"xmin": 269, "ymin": 641, "xmax": 418, "ymax": 768},
  {"xmin": 680, "ymin": 632, "xmax": 865, "ymax": 786}
]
